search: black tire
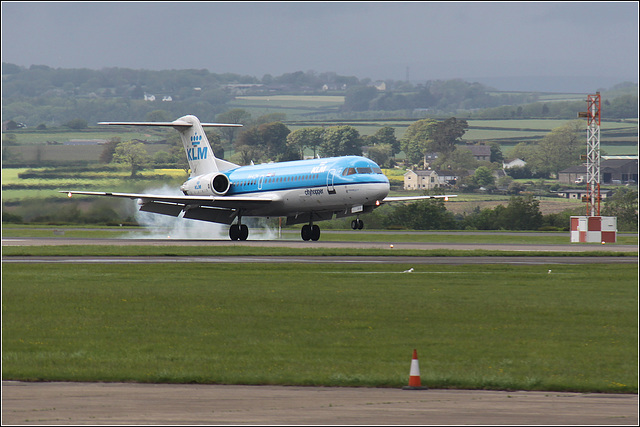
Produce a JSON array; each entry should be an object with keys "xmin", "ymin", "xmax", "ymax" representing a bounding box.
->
[
  {"xmin": 229, "ymin": 224, "xmax": 240, "ymax": 241},
  {"xmin": 311, "ymin": 224, "xmax": 321, "ymax": 241},
  {"xmin": 239, "ymin": 224, "xmax": 249, "ymax": 241},
  {"xmin": 301, "ymin": 224, "xmax": 311, "ymax": 241}
]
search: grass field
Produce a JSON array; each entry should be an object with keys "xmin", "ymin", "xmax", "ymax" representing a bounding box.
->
[
  {"xmin": 2, "ymin": 262, "xmax": 636, "ymax": 392},
  {"xmin": 1, "ymin": 224, "xmax": 638, "ymax": 248},
  {"xmin": 3, "ymin": 114, "xmax": 637, "ymax": 164}
]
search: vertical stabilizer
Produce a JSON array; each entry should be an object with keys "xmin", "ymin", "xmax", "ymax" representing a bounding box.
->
[{"xmin": 173, "ymin": 115, "xmax": 218, "ymax": 177}]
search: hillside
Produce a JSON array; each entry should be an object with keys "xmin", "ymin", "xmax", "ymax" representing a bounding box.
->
[{"xmin": 2, "ymin": 64, "xmax": 637, "ymax": 126}]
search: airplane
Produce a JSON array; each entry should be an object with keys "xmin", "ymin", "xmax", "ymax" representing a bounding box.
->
[{"xmin": 63, "ymin": 115, "xmax": 456, "ymax": 241}]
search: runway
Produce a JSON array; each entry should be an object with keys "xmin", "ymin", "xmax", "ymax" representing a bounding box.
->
[
  {"xmin": 3, "ymin": 236, "xmax": 637, "ymax": 265},
  {"xmin": 3, "ymin": 235, "xmax": 638, "ymax": 252},
  {"xmin": 3, "ymin": 382, "xmax": 637, "ymax": 425}
]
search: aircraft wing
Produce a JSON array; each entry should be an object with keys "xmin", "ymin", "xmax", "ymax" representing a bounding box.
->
[
  {"xmin": 61, "ymin": 191, "xmax": 279, "ymax": 209},
  {"xmin": 382, "ymin": 194, "xmax": 457, "ymax": 202}
]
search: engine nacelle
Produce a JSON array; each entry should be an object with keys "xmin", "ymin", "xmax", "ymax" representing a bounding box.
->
[{"xmin": 180, "ymin": 172, "xmax": 230, "ymax": 196}]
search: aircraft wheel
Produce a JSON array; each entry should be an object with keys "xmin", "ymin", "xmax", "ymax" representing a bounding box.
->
[
  {"xmin": 357, "ymin": 219, "xmax": 364, "ymax": 230},
  {"xmin": 311, "ymin": 224, "xmax": 321, "ymax": 241},
  {"xmin": 351, "ymin": 219, "xmax": 358, "ymax": 230},
  {"xmin": 301, "ymin": 224, "xmax": 311, "ymax": 241},
  {"xmin": 239, "ymin": 224, "xmax": 249, "ymax": 241},
  {"xmin": 229, "ymin": 224, "xmax": 240, "ymax": 241}
]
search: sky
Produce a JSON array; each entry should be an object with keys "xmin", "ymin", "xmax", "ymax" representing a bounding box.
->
[{"xmin": 2, "ymin": 2, "xmax": 638, "ymax": 92}]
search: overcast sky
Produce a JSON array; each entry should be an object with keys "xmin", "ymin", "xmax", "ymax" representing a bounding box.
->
[{"xmin": 2, "ymin": 2, "xmax": 638, "ymax": 92}]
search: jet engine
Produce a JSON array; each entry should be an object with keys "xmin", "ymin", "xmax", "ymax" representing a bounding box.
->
[{"xmin": 180, "ymin": 172, "xmax": 230, "ymax": 196}]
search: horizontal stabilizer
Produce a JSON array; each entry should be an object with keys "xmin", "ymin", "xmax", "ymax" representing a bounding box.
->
[{"xmin": 98, "ymin": 121, "xmax": 242, "ymax": 127}]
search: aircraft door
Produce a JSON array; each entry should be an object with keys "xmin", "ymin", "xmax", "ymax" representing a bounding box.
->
[
  {"xmin": 258, "ymin": 175, "xmax": 264, "ymax": 190},
  {"xmin": 326, "ymin": 169, "xmax": 336, "ymax": 194}
]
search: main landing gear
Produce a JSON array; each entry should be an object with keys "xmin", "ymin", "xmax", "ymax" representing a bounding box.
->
[
  {"xmin": 301, "ymin": 223, "xmax": 321, "ymax": 241},
  {"xmin": 229, "ymin": 223, "xmax": 249, "ymax": 241}
]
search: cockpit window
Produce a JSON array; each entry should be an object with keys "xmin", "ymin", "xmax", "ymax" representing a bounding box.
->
[
  {"xmin": 373, "ymin": 167, "xmax": 382, "ymax": 174},
  {"xmin": 356, "ymin": 167, "xmax": 372, "ymax": 174},
  {"xmin": 342, "ymin": 167, "xmax": 357, "ymax": 176}
]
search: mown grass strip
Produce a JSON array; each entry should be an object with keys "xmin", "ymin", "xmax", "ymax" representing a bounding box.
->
[
  {"xmin": 2, "ymin": 263, "xmax": 636, "ymax": 392},
  {"xmin": 1, "ymin": 245, "xmax": 636, "ymax": 258}
]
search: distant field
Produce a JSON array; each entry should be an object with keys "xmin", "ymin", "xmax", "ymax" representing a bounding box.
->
[
  {"xmin": 6, "ymin": 130, "xmax": 169, "ymax": 145},
  {"xmin": 3, "ymin": 97, "xmax": 637, "ymax": 163},
  {"xmin": 228, "ymin": 95, "xmax": 344, "ymax": 119},
  {"xmin": 1, "ymin": 167, "xmax": 186, "ymax": 201},
  {"xmin": 4, "ymin": 143, "xmax": 173, "ymax": 164}
]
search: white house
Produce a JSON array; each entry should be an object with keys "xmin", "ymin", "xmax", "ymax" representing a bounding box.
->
[
  {"xmin": 404, "ymin": 170, "xmax": 440, "ymax": 190},
  {"xmin": 503, "ymin": 158, "xmax": 526, "ymax": 169}
]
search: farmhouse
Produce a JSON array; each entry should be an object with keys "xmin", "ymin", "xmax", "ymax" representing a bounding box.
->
[
  {"xmin": 558, "ymin": 157, "xmax": 638, "ymax": 185},
  {"xmin": 459, "ymin": 143, "xmax": 491, "ymax": 162},
  {"xmin": 404, "ymin": 169, "xmax": 439, "ymax": 190},
  {"xmin": 503, "ymin": 158, "xmax": 526, "ymax": 169},
  {"xmin": 555, "ymin": 189, "xmax": 614, "ymax": 200}
]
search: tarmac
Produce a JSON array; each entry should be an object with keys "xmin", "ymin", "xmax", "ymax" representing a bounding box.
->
[{"xmin": 2, "ymin": 381, "xmax": 638, "ymax": 425}]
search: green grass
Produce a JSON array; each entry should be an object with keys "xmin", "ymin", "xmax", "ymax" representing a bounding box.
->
[
  {"xmin": 2, "ymin": 263, "xmax": 636, "ymax": 392},
  {"xmin": 2, "ymin": 224, "xmax": 637, "ymax": 248}
]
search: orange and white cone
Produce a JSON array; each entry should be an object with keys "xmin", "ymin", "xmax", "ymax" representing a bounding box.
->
[{"xmin": 403, "ymin": 349, "xmax": 428, "ymax": 390}]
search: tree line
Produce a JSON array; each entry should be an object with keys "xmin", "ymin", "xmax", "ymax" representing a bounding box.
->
[
  {"xmin": 3, "ymin": 63, "xmax": 636, "ymax": 127},
  {"xmin": 97, "ymin": 109, "xmax": 590, "ymax": 184}
]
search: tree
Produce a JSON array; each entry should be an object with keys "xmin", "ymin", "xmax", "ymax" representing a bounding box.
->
[
  {"xmin": 525, "ymin": 120, "xmax": 583, "ymax": 177},
  {"xmin": 342, "ymin": 86, "xmax": 377, "ymax": 112},
  {"xmin": 319, "ymin": 126, "xmax": 363, "ymax": 157},
  {"xmin": 234, "ymin": 127, "xmax": 264, "ymax": 163},
  {"xmin": 473, "ymin": 166, "xmax": 495, "ymax": 187},
  {"xmin": 233, "ymin": 122, "xmax": 292, "ymax": 163},
  {"xmin": 400, "ymin": 118, "xmax": 438, "ymax": 166},
  {"xmin": 287, "ymin": 127, "xmax": 324, "ymax": 159},
  {"xmin": 366, "ymin": 143, "xmax": 393, "ymax": 168},
  {"xmin": 366, "ymin": 126, "xmax": 400, "ymax": 156},
  {"xmin": 99, "ymin": 137, "xmax": 121, "ymax": 163},
  {"xmin": 499, "ymin": 195, "xmax": 543, "ymax": 230},
  {"xmin": 430, "ymin": 117, "xmax": 468, "ymax": 156},
  {"xmin": 146, "ymin": 110, "xmax": 171, "ymax": 122},
  {"xmin": 488, "ymin": 141, "xmax": 504, "ymax": 164},
  {"xmin": 325, "ymin": 126, "xmax": 364, "ymax": 157},
  {"xmin": 259, "ymin": 122, "xmax": 292, "ymax": 161},
  {"xmin": 113, "ymin": 141, "xmax": 150, "ymax": 177},
  {"xmin": 206, "ymin": 130, "xmax": 225, "ymax": 159},
  {"xmin": 602, "ymin": 188, "xmax": 638, "ymax": 231},
  {"xmin": 216, "ymin": 109, "xmax": 252, "ymax": 145},
  {"xmin": 383, "ymin": 199, "xmax": 457, "ymax": 230},
  {"xmin": 64, "ymin": 118, "xmax": 88, "ymax": 129}
]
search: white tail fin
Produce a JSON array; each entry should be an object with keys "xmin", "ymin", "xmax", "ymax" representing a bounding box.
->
[
  {"xmin": 98, "ymin": 115, "xmax": 241, "ymax": 177},
  {"xmin": 173, "ymin": 115, "xmax": 221, "ymax": 176}
]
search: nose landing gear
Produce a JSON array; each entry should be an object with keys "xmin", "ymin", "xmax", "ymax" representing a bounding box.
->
[{"xmin": 351, "ymin": 218, "xmax": 364, "ymax": 230}]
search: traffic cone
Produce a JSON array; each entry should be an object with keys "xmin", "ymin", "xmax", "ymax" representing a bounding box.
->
[{"xmin": 403, "ymin": 349, "xmax": 428, "ymax": 390}]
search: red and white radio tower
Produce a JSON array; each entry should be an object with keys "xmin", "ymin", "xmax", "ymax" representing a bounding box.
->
[
  {"xmin": 571, "ymin": 92, "xmax": 617, "ymax": 244},
  {"xmin": 579, "ymin": 92, "xmax": 601, "ymax": 216}
]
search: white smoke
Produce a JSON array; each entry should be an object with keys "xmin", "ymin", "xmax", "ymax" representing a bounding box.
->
[{"xmin": 126, "ymin": 185, "xmax": 279, "ymax": 240}]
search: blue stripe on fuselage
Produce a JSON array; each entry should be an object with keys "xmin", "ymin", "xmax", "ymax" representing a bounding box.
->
[{"xmin": 223, "ymin": 156, "xmax": 388, "ymax": 196}]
